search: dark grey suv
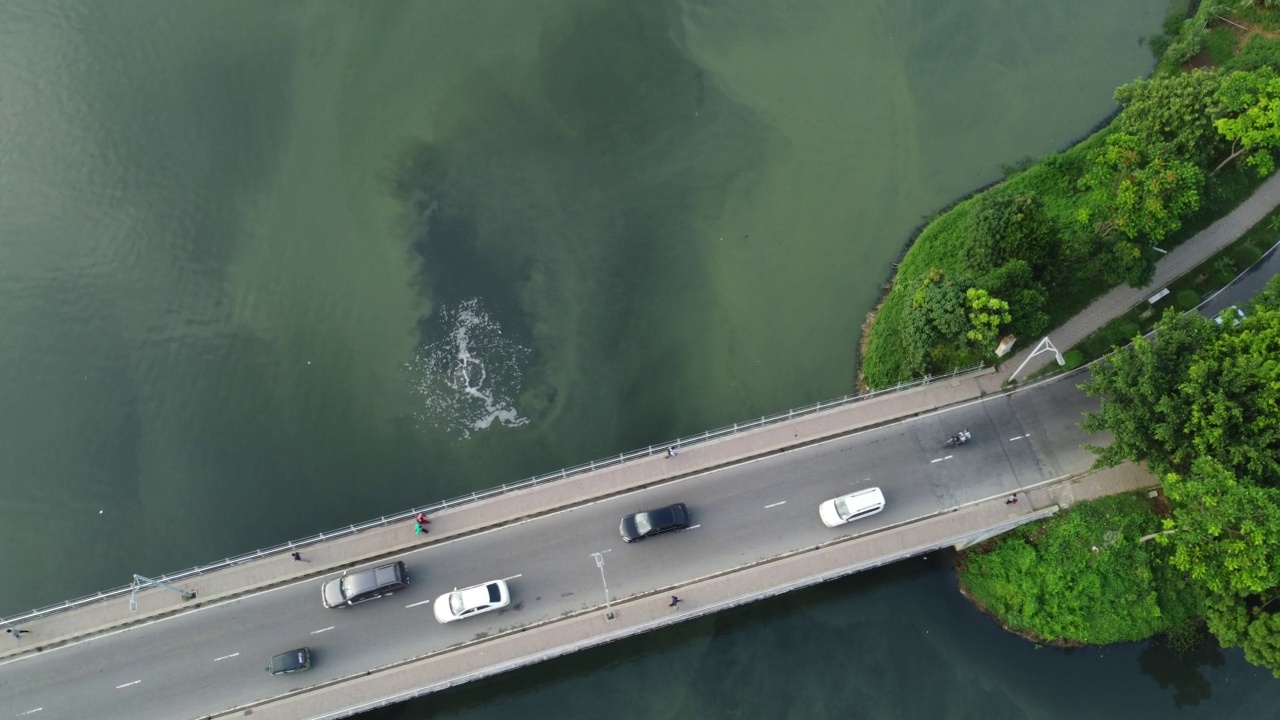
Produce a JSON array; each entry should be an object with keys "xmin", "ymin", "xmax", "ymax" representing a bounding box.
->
[{"xmin": 322, "ymin": 561, "xmax": 409, "ymax": 608}]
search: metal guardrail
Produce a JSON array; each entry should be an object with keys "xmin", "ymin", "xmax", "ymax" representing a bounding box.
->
[{"xmin": 0, "ymin": 362, "xmax": 984, "ymax": 628}]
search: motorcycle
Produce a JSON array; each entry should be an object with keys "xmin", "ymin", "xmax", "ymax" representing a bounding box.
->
[{"xmin": 944, "ymin": 429, "xmax": 972, "ymax": 448}]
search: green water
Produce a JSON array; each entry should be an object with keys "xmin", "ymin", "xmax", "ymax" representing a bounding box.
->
[{"xmin": 4, "ymin": 0, "xmax": 1273, "ymax": 716}]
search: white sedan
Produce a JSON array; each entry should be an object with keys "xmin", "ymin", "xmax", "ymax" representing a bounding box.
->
[
  {"xmin": 433, "ymin": 579, "xmax": 511, "ymax": 623},
  {"xmin": 819, "ymin": 487, "xmax": 886, "ymax": 528}
]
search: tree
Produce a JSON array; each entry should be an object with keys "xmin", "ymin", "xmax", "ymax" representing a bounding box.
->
[
  {"xmin": 1080, "ymin": 308, "xmax": 1217, "ymax": 474},
  {"xmin": 1180, "ymin": 298, "xmax": 1280, "ymax": 483},
  {"xmin": 964, "ymin": 192, "xmax": 1056, "ymax": 278},
  {"xmin": 901, "ymin": 269, "xmax": 972, "ymax": 375},
  {"xmin": 1212, "ymin": 67, "xmax": 1280, "ymax": 176},
  {"xmin": 1163, "ymin": 458, "xmax": 1280, "ymax": 597},
  {"xmin": 1113, "ymin": 70, "xmax": 1224, "ymax": 167},
  {"xmin": 964, "ymin": 288, "xmax": 1011, "ymax": 347},
  {"xmin": 1079, "ymin": 132, "xmax": 1205, "ymax": 242},
  {"xmin": 980, "ymin": 260, "xmax": 1050, "ymax": 339}
]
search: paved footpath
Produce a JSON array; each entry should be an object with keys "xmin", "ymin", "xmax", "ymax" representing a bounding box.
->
[{"xmin": 1000, "ymin": 169, "xmax": 1280, "ymax": 381}]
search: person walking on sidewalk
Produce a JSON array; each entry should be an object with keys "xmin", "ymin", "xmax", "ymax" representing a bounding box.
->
[
  {"xmin": 669, "ymin": 595, "xmax": 681, "ymax": 608},
  {"xmin": 7, "ymin": 627, "xmax": 29, "ymax": 639},
  {"xmin": 415, "ymin": 522, "xmax": 428, "ymax": 535},
  {"xmin": 667, "ymin": 447, "xmax": 677, "ymax": 458},
  {"xmin": 415, "ymin": 512, "xmax": 430, "ymax": 525}
]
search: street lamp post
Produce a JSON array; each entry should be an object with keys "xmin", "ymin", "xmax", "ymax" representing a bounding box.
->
[
  {"xmin": 591, "ymin": 552, "xmax": 615, "ymax": 620},
  {"xmin": 130, "ymin": 574, "xmax": 197, "ymax": 613},
  {"xmin": 1008, "ymin": 336, "xmax": 1065, "ymax": 381}
]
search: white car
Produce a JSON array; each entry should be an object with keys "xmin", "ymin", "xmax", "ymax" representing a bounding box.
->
[
  {"xmin": 433, "ymin": 579, "xmax": 511, "ymax": 624},
  {"xmin": 819, "ymin": 487, "xmax": 886, "ymax": 528}
]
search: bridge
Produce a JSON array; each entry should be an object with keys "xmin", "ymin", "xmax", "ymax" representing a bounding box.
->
[{"xmin": 0, "ymin": 364, "xmax": 1156, "ymax": 720}]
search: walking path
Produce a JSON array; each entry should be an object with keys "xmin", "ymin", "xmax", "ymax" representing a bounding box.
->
[{"xmin": 998, "ymin": 169, "xmax": 1280, "ymax": 382}]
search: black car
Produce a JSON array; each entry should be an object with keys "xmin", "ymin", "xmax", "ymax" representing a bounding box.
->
[
  {"xmin": 321, "ymin": 560, "xmax": 409, "ymax": 608},
  {"xmin": 267, "ymin": 647, "xmax": 312, "ymax": 675},
  {"xmin": 619, "ymin": 503, "xmax": 690, "ymax": 543}
]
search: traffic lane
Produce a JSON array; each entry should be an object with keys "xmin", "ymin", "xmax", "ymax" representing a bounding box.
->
[
  {"xmin": 911, "ymin": 398, "xmax": 1022, "ymax": 508},
  {"xmin": 0, "ymin": 584, "xmax": 350, "ymax": 720},
  {"xmin": 1008, "ymin": 372, "xmax": 1101, "ymax": 480}
]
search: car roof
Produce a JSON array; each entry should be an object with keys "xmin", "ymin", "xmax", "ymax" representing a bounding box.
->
[
  {"xmin": 459, "ymin": 583, "xmax": 498, "ymax": 607},
  {"xmin": 270, "ymin": 648, "xmax": 308, "ymax": 671},
  {"xmin": 841, "ymin": 487, "xmax": 884, "ymax": 510}
]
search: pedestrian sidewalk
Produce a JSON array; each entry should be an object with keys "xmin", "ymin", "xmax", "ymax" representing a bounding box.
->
[{"xmin": 1000, "ymin": 169, "xmax": 1280, "ymax": 381}]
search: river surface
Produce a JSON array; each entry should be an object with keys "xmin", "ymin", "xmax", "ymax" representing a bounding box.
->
[{"xmin": 4, "ymin": 0, "xmax": 1277, "ymax": 717}]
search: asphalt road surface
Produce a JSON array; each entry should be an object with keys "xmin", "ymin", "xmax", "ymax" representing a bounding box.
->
[{"xmin": 0, "ymin": 375, "xmax": 1101, "ymax": 720}]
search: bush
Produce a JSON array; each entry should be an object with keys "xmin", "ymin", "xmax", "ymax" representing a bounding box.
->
[
  {"xmin": 959, "ymin": 494, "xmax": 1191, "ymax": 645},
  {"xmin": 1109, "ymin": 320, "xmax": 1143, "ymax": 347},
  {"xmin": 1062, "ymin": 349, "xmax": 1085, "ymax": 370},
  {"xmin": 1212, "ymin": 256, "xmax": 1238, "ymax": 284},
  {"xmin": 1176, "ymin": 289, "xmax": 1201, "ymax": 310},
  {"xmin": 1232, "ymin": 242, "xmax": 1264, "ymax": 269}
]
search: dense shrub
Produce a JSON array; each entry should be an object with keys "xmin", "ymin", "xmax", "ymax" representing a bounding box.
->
[
  {"xmin": 1177, "ymin": 288, "xmax": 1202, "ymax": 310},
  {"xmin": 1232, "ymin": 242, "xmax": 1263, "ymax": 269},
  {"xmin": 960, "ymin": 494, "xmax": 1199, "ymax": 645}
]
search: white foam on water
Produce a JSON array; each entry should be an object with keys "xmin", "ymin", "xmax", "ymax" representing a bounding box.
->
[{"xmin": 407, "ymin": 298, "xmax": 531, "ymax": 438}]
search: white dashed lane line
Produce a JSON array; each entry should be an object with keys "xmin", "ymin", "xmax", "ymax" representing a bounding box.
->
[
  {"xmin": 405, "ymin": 599, "xmax": 432, "ymax": 609},
  {"xmin": 764, "ymin": 501, "xmax": 787, "ymax": 509},
  {"xmin": 930, "ymin": 455, "xmax": 954, "ymax": 464},
  {"xmin": 18, "ymin": 708, "xmax": 42, "ymax": 716},
  {"xmin": 212, "ymin": 652, "xmax": 239, "ymax": 662},
  {"xmin": 115, "ymin": 680, "xmax": 141, "ymax": 690},
  {"xmin": 1009, "ymin": 434, "xmax": 1031, "ymax": 442},
  {"xmin": 311, "ymin": 625, "xmax": 336, "ymax": 634}
]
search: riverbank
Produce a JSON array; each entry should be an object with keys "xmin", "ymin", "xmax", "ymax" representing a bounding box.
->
[{"xmin": 858, "ymin": 2, "xmax": 1280, "ymax": 389}]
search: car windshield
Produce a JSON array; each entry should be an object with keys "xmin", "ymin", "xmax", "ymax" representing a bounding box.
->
[
  {"xmin": 833, "ymin": 497, "xmax": 853, "ymax": 520},
  {"xmin": 339, "ymin": 575, "xmax": 359, "ymax": 599},
  {"xmin": 634, "ymin": 513, "xmax": 655, "ymax": 534},
  {"xmin": 449, "ymin": 592, "xmax": 466, "ymax": 616}
]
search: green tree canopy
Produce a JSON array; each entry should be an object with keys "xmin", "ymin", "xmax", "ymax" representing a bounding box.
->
[
  {"xmin": 1212, "ymin": 67, "xmax": 1280, "ymax": 176},
  {"xmin": 964, "ymin": 287, "xmax": 1011, "ymax": 347},
  {"xmin": 901, "ymin": 268, "xmax": 972, "ymax": 376},
  {"xmin": 1113, "ymin": 69, "xmax": 1224, "ymax": 167},
  {"xmin": 1164, "ymin": 457, "xmax": 1280, "ymax": 597},
  {"xmin": 1080, "ymin": 132, "xmax": 1205, "ymax": 243},
  {"xmin": 1080, "ymin": 308, "xmax": 1216, "ymax": 474},
  {"xmin": 964, "ymin": 192, "xmax": 1057, "ymax": 278}
]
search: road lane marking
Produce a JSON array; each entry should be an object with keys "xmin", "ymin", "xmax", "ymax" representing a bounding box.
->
[
  {"xmin": 18, "ymin": 708, "xmax": 42, "ymax": 716},
  {"xmin": 930, "ymin": 455, "xmax": 953, "ymax": 463},
  {"xmin": 588, "ymin": 549, "xmax": 612, "ymax": 557},
  {"xmin": 212, "ymin": 652, "xmax": 239, "ymax": 662},
  {"xmin": 115, "ymin": 680, "xmax": 141, "ymax": 690},
  {"xmin": 311, "ymin": 625, "xmax": 336, "ymax": 634},
  {"xmin": 502, "ymin": 573, "xmax": 523, "ymax": 582},
  {"xmin": 405, "ymin": 599, "xmax": 433, "ymax": 609},
  {"xmin": 1009, "ymin": 434, "xmax": 1030, "ymax": 441},
  {"xmin": 688, "ymin": 524, "xmax": 701, "ymax": 530},
  {"xmin": 764, "ymin": 501, "xmax": 786, "ymax": 509}
]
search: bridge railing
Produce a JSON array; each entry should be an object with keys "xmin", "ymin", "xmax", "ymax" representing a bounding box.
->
[{"xmin": 0, "ymin": 362, "xmax": 984, "ymax": 628}]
